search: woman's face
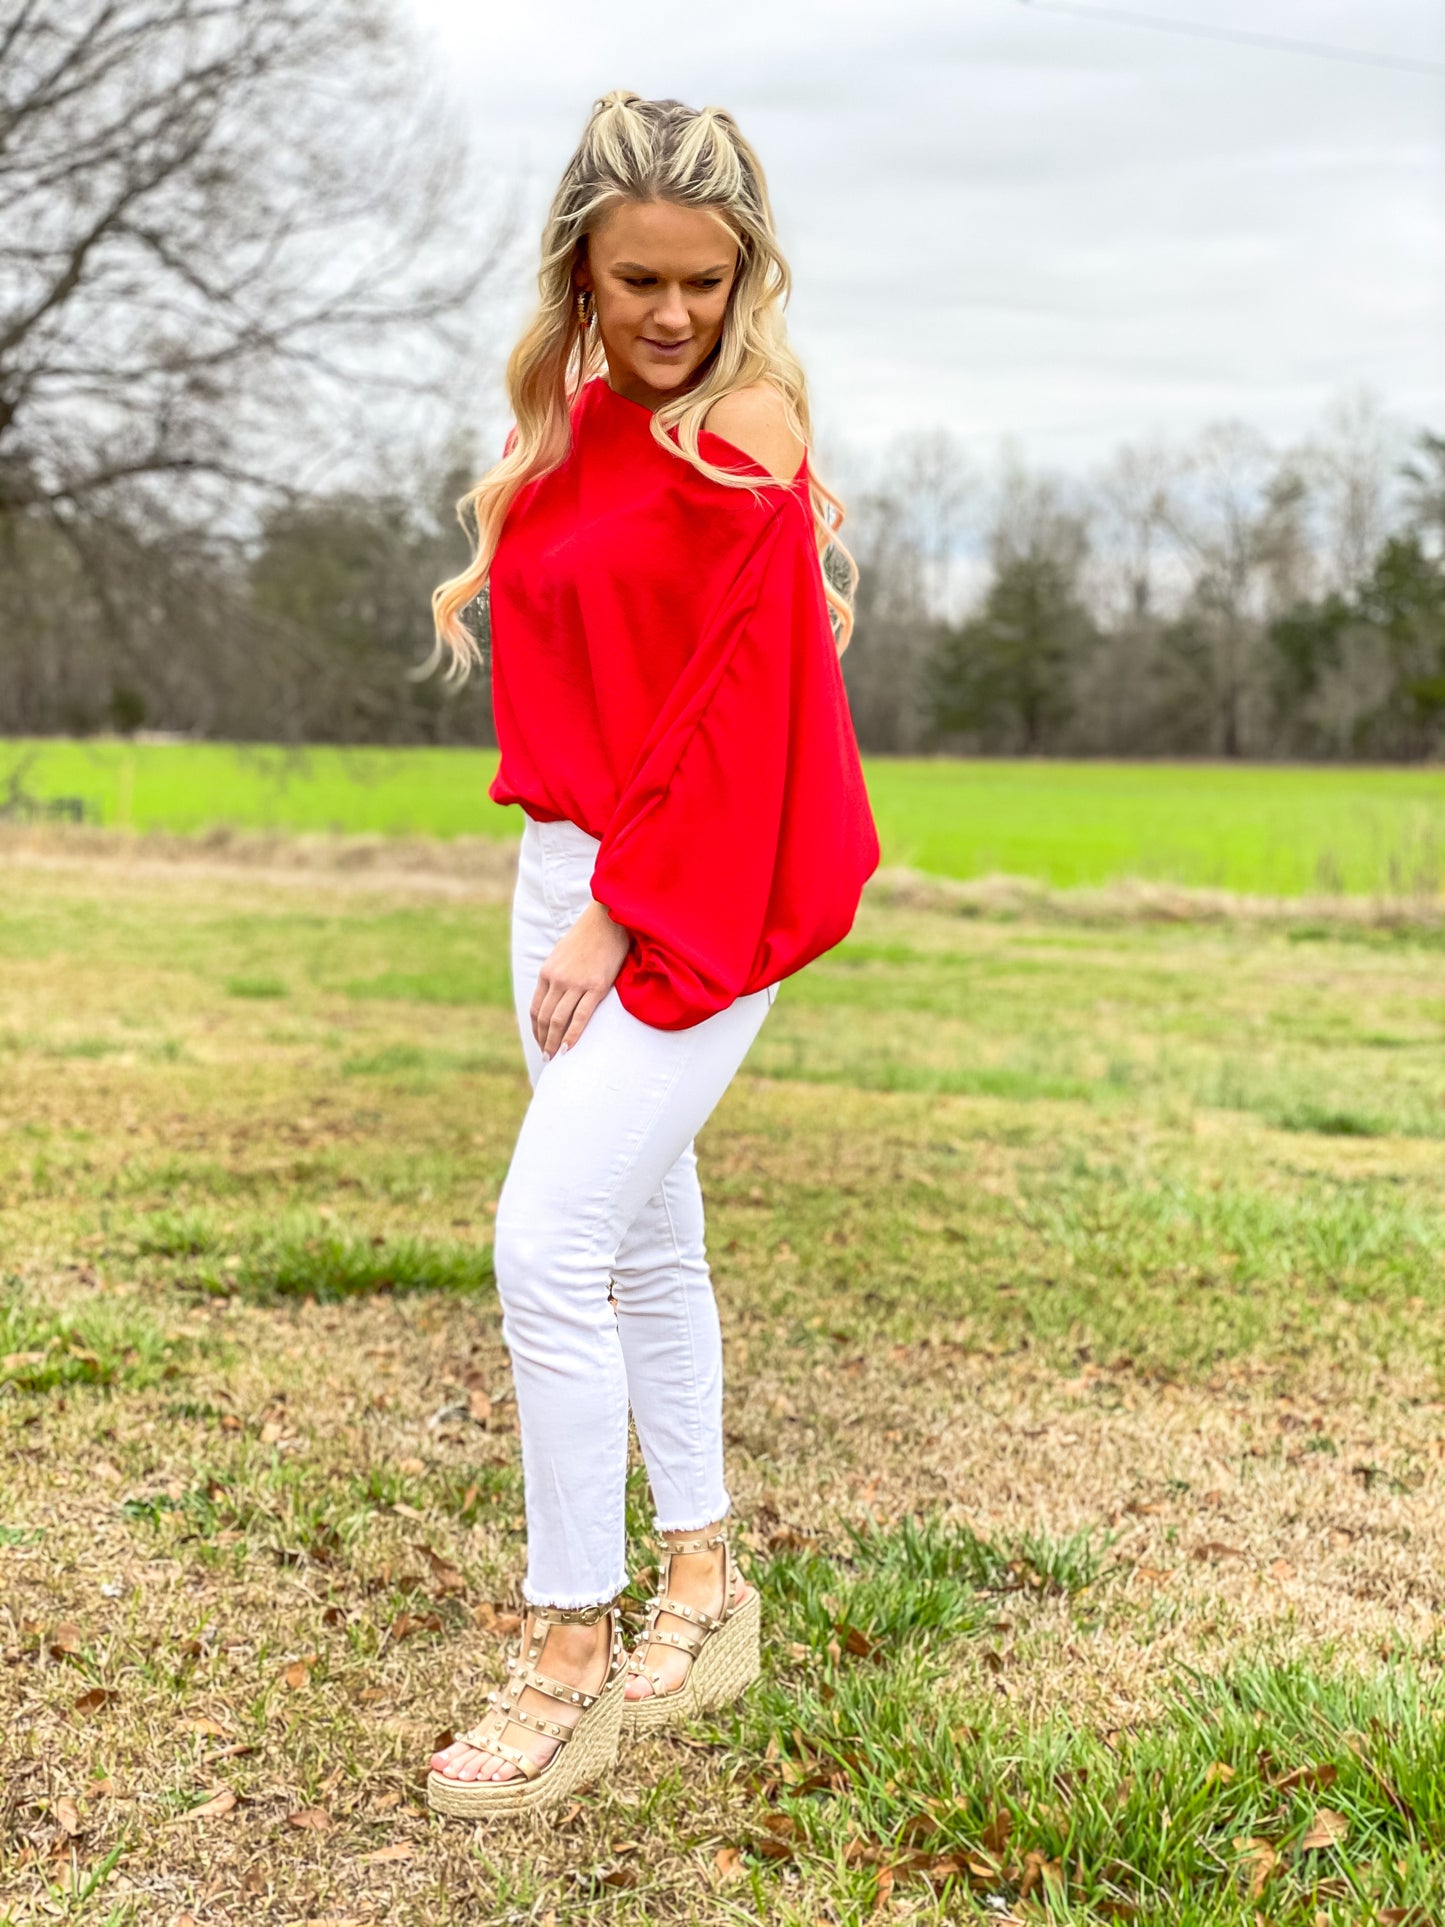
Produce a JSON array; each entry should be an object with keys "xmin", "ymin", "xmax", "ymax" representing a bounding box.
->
[{"xmin": 578, "ymin": 199, "xmax": 740, "ymax": 409}]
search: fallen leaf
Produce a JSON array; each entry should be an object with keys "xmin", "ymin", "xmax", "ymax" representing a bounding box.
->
[
  {"xmin": 1273, "ymin": 1763, "xmax": 1338, "ymax": 1795},
  {"xmin": 386, "ymin": 1610, "xmax": 442, "ymax": 1642},
  {"xmin": 288, "ymin": 1807, "xmax": 333, "ymax": 1831},
  {"xmin": 598, "ymin": 1863, "xmax": 638, "ymax": 1889},
  {"xmin": 1233, "ymin": 1836, "xmax": 1278, "ymax": 1897},
  {"xmin": 1299, "ymin": 1808, "xmax": 1349, "ymax": 1851},
  {"xmin": 55, "ymin": 1797, "xmax": 82, "ymax": 1836},
  {"xmin": 841, "ymin": 1624, "xmax": 882, "ymax": 1661},
  {"xmin": 468, "ymin": 1389, "xmax": 492, "ymax": 1425},
  {"xmin": 714, "ymin": 1845, "xmax": 744, "ymax": 1881},
  {"xmin": 397, "ymin": 1457, "xmax": 426, "ymax": 1476},
  {"xmin": 1204, "ymin": 1762, "xmax": 1236, "ymax": 1787},
  {"xmin": 416, "ymin": 1544, "xmax": 466, "ymax": 1594},
  {"xmin": 72, "ymin": 1688, "xmax": 119, "ymax": 1715},
  {"xmin": 171, "ymin": 1788, "xmax": 237, "ymax": 1824},
  {"xmin": 980, "ymin": 1808, "xmax": 1013, "ymax": 1858},
  {"xmin": 390, "ymin": 1502, "xmax": 426, "ymax": 1523},
  {"xmin": 872, "ymin": 1865, "xmax": 895, "ymax": 1912},
  {"xmin": 1192, "ymin": 1541, "xmax": 1247, "ymax": 1561},
  {"xmin": 1268, "ymin": 1557, "xmax": 1295, "ymax": 1581},
  {"xmin": 283, "ymin": 1660, "xmax": 311, "ymax": 1690},
  {"xmin": 188, "ymin": 1716, "xmax": 232, "ymax": 1738},
  {"xmin": 48, "ymin": 1623, "xmax": 83, "ymax": 1658},
  {"xmin": 359, "ymin": 1842, "xmax": 413, "ymax": 1864},
  {"xmin": 1018, "ymin": 1850, "xmax": 1048, "ymax": 1899}
]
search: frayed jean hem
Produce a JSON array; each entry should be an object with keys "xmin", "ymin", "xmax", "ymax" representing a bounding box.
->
[
  {"xmin": 651, "ymin": 1496, "xmax": 732, "ymax": 1536},
  {"xmin": 520, "ymin": 1574, "xmax": 630, "ymax": 1612}
]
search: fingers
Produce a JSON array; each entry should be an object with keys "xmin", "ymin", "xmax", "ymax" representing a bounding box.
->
[
  {"xmin": 554, "ymin": 994, "xmax": 601, "ymax": 1055},
  {"xmin": 538, "ymin": 989, "xmax": 579, "ymax": 1058},
  {"xmin": 534, "ymin": 984, "xmax": 603, "ymax": 1059},
  {"xmin": 530, "ymin": 978, "xmax": 574, "ymax": 1053}
]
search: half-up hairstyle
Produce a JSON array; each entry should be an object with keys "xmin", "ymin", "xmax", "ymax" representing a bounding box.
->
[{"xmin": 429, "ymin": 90, "xmax": 858, "ymax": 680}]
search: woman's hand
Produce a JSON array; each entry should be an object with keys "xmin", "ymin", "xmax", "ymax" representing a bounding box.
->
[{"xmin": 531, "ymin": 899, "xmax": 631, "ymax": 1060}]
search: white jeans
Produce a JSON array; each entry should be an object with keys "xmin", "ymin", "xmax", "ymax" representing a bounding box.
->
[{"xmin": 495, "ymin": 812, "xmax": 778, "ymax": 1608}]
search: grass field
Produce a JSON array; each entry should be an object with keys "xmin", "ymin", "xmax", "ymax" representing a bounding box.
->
[
  {"xmin": 4, "ymin": 736, "xmax": 1445, "ymax": 896},
  {"xmin": 3, "ymin": 833, "xmax": 1445, "ymax": 1924}
]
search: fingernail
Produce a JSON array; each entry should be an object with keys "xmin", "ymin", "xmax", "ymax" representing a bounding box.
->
[
  {"xmin": 556, "ymin": 1042, "xmax": 570, "ymax": 1058},
  {"xmin": 541, "ymin": 1050, "xmax": 551, "ymax": 1063}
]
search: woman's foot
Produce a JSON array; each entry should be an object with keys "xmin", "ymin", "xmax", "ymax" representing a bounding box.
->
[
  {"xmin": 624, "ymin": 1527, "xmax": 753, "ymax": 1704},
  {"xmin": 428, "ymin": 1612, "xmax": 614, "ymax": 1784}
]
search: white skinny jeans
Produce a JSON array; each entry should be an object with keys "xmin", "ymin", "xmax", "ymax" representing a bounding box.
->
[{"xmin": 495, "ymin": 812, "xmax": 778, "ymax": 1608}]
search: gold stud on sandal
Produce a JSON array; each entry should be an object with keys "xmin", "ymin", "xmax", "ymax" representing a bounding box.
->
[
  {"xmin": 426, "ymin": 1595, "xmax": 627, "ymax": 1817},
  {"xmin": 621, "ymin": 1524, "xmax": 761, "ymax": 1737}
]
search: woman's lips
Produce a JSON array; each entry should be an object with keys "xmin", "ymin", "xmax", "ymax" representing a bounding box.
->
[{"xmin": 641, "ymin": 338, "xmax": 689, "ymax": 355}]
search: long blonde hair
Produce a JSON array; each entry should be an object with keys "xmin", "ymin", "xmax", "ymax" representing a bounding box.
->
[{"xmin": 428, "ymin": 90, "xmax": 857, "ymax": 681}]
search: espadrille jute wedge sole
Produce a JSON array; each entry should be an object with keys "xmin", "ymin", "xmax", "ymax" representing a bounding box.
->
[
  {"xmin": 427, "ymin": 1597, "xmax": 625, "ymax": 1819},
  {"xmin": 621, "ymin": 1526, "xmax": 761, "ymax": 1738}
]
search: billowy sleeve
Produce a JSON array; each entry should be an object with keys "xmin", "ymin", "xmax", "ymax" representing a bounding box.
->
[{"xmin": 590, "ymin": 495, "xmax": 880, "ymax": 1030}]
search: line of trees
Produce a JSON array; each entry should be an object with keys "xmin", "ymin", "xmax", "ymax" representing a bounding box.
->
[{"xmin": 840, "ymin": 400, "xmax": 1445, "ymax": 761}]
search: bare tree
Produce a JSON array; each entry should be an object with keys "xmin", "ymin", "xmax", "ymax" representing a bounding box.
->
[
  {"xmin": 833, "ymin": 427, "xmax": 975, "ymax": 752},
  {"xmin": 1301, "ymin": 388, "xmax": 1406, "ymax": 595},
  {"xmin": 0, "ymin": 0, "xmax": 511, "ymax": 695},
  {"xmin": 1157, "ymin": 422, "xmax": 1312, "ymax": 757}
]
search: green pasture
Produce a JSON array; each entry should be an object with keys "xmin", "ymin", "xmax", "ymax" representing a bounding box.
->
[{"xmin": 4, "ymin": 736, "xmax": 1444, "ymax": 894}]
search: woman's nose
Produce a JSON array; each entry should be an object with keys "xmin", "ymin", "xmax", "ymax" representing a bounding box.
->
[{"xmin": 652, "ymin": 285, "xmax": 690, "ymax": 333}]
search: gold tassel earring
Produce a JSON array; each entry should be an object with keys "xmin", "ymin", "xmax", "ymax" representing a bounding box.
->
[{"xmin": 576, "ymin": 289, "xmax": 590, "ymax": 329}]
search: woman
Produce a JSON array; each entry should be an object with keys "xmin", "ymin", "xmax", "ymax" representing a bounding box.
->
[{"xmin": 423, "ymin": 90, "xmax": 879, "ymax": 1817}]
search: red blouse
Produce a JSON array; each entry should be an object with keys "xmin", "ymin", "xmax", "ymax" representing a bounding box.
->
[{"xmin": 487, "ymin": 374, "xmax": 881, "ymax": 1030}]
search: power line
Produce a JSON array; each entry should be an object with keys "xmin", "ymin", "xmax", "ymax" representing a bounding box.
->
[{"xmin": 1015, "ymin": 0, "xmax": 1445, "ymax": 77}]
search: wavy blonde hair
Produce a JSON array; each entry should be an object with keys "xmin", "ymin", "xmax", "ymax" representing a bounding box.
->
[{"xmin": 428, "ymin": 89, "xmax": 857, "ymax": 681}]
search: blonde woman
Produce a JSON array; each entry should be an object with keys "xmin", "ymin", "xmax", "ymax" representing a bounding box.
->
[{"xmin": 424, "ymin": 91, "xmax": 879, "ymax": 1817}]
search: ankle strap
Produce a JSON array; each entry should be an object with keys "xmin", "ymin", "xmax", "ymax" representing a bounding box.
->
[
  {"xmin": 527, "ymin": 1592, "xmax": 619, "ymax": 1627},
  {"xmin": 660, "ymin": 1526, "xmax": 727, "ymax": 1556}
]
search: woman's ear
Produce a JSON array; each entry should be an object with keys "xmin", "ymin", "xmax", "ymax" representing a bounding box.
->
[{"xmin": 574, "ymin": 240, "xmax": 593, "ymax": 296}]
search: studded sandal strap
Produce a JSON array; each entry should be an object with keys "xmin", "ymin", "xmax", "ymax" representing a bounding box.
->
[
  {"xmin": 479, "ymin": 1734, "xmax": 544, "ymax": 1780},
  {"xmin": 627, "ymin": 1661, "xmax": 671, "ymax": 1697},
  {"xmin": 650, "ymin": 1592, "xmax": 724, "ymax": 1633},
  {"xmin": 646, "ymin": 1625, "xmax": 708, "ymax": 1658},
  {"xmin": 660, "ymin": 1528, "xmax": 727, "ymax": 1557},
  {"xmin": 486, "ymin": 1695, "xmax": 572, "ymax": 1742},
  {"xmin": 459, "ymin": 1703, "xmax": 554, "ymax": 1757},
  {"xmin": 510, "ymin": 1660, "xmax": 605, "ymax": 1709}
]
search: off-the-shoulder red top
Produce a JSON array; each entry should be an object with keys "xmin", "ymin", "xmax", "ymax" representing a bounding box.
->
[{"xmin": 486, "ymin": 374, "xmax": 881, "ymax": 1030}]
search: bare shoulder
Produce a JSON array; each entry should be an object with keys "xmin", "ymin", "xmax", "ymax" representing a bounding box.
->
[{"xmin": 702, "ymin": 382, "xmax": 807, "ymax": 482}]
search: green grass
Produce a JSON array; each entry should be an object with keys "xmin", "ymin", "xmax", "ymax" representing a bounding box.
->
[
  {"xmin": 4, "ymin": 846, "xmax": 1445, "ymax": 1924},
  {"xmin": 725, "ymin": 1523, "xmax": 1445, "ymax": 1921},
  {"xmin": 5, "ymin": 737, "xmax": 1445, "ymax": 894},
  {"xmin": 125, "ymin": 1208, "xmax": 495, "ymax": 1303}
]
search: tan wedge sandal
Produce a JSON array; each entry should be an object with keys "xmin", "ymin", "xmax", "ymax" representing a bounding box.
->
[
  {"xmin": 426, "ymin": 1595, "xmax": 627, "ymax": 1818},
  {"xmin": 621, "ymin": 1524, "xmax": 761, "ymax": 1737}
]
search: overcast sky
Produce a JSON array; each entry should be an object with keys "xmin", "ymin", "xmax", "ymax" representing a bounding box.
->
[{"xmin": 403, "ymin": 0, "xmax": 1444, "ymax": 473}]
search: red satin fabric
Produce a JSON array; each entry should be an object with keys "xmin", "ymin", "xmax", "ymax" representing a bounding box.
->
[{"xmin": 487, "ymin": 374, "xmax": 881, "ymax": 1030}]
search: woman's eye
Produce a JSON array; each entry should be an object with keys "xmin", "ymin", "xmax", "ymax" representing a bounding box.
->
[{"xmin": 619, "ymin": 276, "xmax": 723, "ymax": 290}]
